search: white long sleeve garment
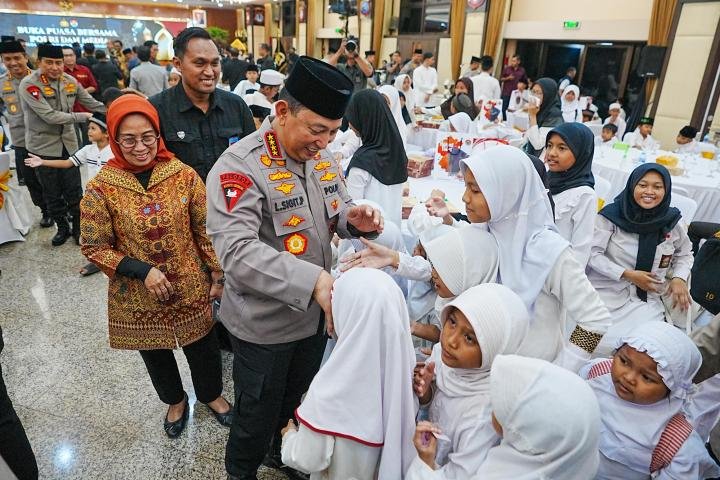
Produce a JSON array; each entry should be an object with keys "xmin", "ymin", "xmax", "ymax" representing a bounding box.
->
[
  {"xmin": 551, "ymin": 186, "xmax": 597, "ymax": 268},
  {"xmin": 518, "ymin": 248, "xmax": 611, "ymax": 366},
  {"xmin": 587, "ymin": 215, "xmax": 693, "ymax": 314},
  {"xmin": 470, "ymin": 72, "xmax": 501, "ymax": 103},
  {"xmin": 396, "ymin": 252, "xmax": 432, "ymax": 281},
  {"xmin": 281, "ymin": 425, "xmax": 380, "ymax": 480},
  {"xmin": 623, "ymin": 129, "xmax": 658, "ymax": 150},
  {"xmin": 345, "ymin": 168, "xmax": 404, "ymax": 227},
  {"xmin": 524, "ymin": 124, "xmax": 554, "ymax": 152},
  {"xmin": 603, "ymin": 116, "xmax": 626, "ymax": 140},
  {"xmin": 413, "ymin": 65, "xmax": 438, "ymax": 106}
]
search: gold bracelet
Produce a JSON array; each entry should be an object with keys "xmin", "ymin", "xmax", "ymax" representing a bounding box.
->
[{"xmin": 569, "ymin": 326, "xmax": 604, "ymax": 354}]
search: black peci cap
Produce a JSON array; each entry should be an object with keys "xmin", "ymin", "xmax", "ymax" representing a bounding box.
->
[
  {"xmin": 37, "ymin": 43, "xmax": 63, "ymax": 59},
  {"xmin": 283, "ymin": 56, "xmax": 353, "ymax": 120},
  {"xmin": 639, "ymin": 116, "xmax": 654, "ymax": 126},
  {"xmin": 0, "ymin": 40, "xmax": 24, "ymax": 54},
  {"xmin": 470, "ymin": 56, "xmax": 481, "ymax": 63}
]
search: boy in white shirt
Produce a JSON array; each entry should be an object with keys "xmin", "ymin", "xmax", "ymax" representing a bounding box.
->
[
  {"xmin": 232, "ymin": 64, "xmax": 259, "ymax": 96},
  {"xmin": 507, "ymin": 80, "xmax": 529, "ymax": 114},
  {"xmin": 623, "ymin": 116, "xmax": 658, "ymax": 150},
  {"xmin": 603, "ymin": 102, "xmax": 627, "ymax": 140},
  {"xmin": 24, "ymin": 113, "xmax": 111, "ymax": 275},
  {"xmin": 675, "ymin": 125, "xmax": 700, "ymax": 154},
  {"xmin": 595, "ymin": 123, "xmax": 618, "ymax": 148}
]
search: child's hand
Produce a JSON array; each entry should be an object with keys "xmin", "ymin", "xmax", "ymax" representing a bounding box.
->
[
  {"xmin": 622, "ymin": 270, "xmax": 663, "ymax": 293},
  {"xmin": 339, "ymin": 238, "xmax": 399, "ymax": 271},
  {"xmin": 668, "ymin": 277, "xmax": 691, "ymax": 311},
  {"xmin": 413, "ymin": 361, "xmax": 435, "ymax": 402},
  {"xmin": 24, "ymin": 153, "xmax": 43, "ymax": 168},
  {"xmin": 281, "ymin": 419, "xmax": 297, "ymax": 437},
  {"xmin": 413, "ymin": 421, "xmax": 440, "ymax": 469},
  {"xmin": 425, "ymin": 196, "xmax": 449, "ymax": 219}
]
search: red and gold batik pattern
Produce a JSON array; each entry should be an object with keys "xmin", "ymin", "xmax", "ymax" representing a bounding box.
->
[{"xmin": 80, "ymin": 159, "xmax": 222, "ymax": 350}]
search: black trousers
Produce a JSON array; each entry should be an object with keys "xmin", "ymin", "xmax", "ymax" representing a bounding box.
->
[
  {"xmin": 688, "ymin": 222, "xmax": 720, "ymax": 255},
  {"xmin": 139, "ymin": 330, "xmax": 223, "ymax": 405},
  {"xmin": 502, "ymin": 94, "xmax": 511, "ymax": 120},
  {"xmin": 13, "ymin": 146, "xmax": 47, "ymax": 214},
  {"xmin": 33, "ymin": 148, "xmax": 82, "ymax": 224},
  {"xmin": 225, "ymin": 324, "xmax": 327, "ymax": 478},
  {"xmin": 0, "ymin": 363, "xmax": 39, "ymax": 480}
]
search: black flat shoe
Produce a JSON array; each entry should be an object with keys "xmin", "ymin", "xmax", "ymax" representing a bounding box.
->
[
  {"xmin": 205, "ymin": 401, "xmax": 234, "ymax": 427},
  {"xmin": 51, "ymin": 228, "xmax": 71, "ymax": 246},
  {"xmin": 163, "ymin": 393, "xmax": 189, "ymax": 438},
  {"xmin": 40, "ymin": 214, "xmax": 54, "ymax": 228}
]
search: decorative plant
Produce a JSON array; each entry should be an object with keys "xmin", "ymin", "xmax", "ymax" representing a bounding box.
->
[{"xmin": 206, "ymin": 26, "xmax": 229, "ymax": 44}]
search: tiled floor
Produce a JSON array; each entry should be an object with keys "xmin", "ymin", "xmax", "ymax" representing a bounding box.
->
[{"xmin": 0, "ymin": 173, "xmax": 285, "ymax": 479}]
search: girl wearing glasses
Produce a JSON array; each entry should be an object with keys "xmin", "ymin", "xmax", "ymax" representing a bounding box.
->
[{"xmin": 79, "ymin": 94, "xmax": 233, "ymax": 438}]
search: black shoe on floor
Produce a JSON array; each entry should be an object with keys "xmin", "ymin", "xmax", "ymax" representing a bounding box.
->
[
  {"xmin": 205, "ymin": 401, "xmax": 234, "ymax": 427},
  {"xmin": 51, "ymin": 227, "xmax": 71, "ymax": 246},
  {"xmin": 163, "ymin": 393, "xmax": 189, "ymax": 438},
  {"xmin": 40, "ymin": 214, "xmax": 54, "ymax": 228}
]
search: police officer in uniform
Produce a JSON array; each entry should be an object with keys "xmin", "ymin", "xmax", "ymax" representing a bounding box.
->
[
  {"xmin": 19, "ymin": 43, "xmax": 106, "ymax": 246},
  {"xmin": 206, "ymin": 56, "xmax": 384, "ymax": 480},
  {"xmin": 0, "ymin": 39, "xmax": 52, "ymax": 227}
]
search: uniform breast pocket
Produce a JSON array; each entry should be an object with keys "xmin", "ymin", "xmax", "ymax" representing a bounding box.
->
[
  {"xmin": 269, "ymin": 192, "xmax": 315, "ymax": 237},
  {"xmin": 654, "ymin": 239, "xmax": 676, "ymax": 274},
  {"xmin": 217, "ymin": 127, "xmax": 242, "ymax": 148}
]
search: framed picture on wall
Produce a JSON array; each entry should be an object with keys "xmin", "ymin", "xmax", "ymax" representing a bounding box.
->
[
  {"xmin": 192, "ymin": 9, "xmax": 207, "ymax": 28},
  {"xmin": 253, "ymin": 7, "xmax": 265, "ymax": 26}
]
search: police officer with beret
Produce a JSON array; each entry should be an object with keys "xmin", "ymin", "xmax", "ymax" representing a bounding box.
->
[
  {"xmin": 19, "ymin": 43, "xmax": 106, "ymax": 246},
  {"xmin": 206, "ymin": 56, "xmax": 384, "ymax": 480},
  {"xmin": 0, "ymin": 38, "xmax": 52, "ymax": 228}
]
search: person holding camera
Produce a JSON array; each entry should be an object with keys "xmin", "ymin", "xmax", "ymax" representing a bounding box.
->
[{"xmin": 328, "ymin": 38, "xmax": 374, "ymax": 93}]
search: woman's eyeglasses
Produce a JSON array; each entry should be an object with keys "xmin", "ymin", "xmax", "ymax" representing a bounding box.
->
[{"xmin": 115, "ymin": 134, "xmax": 160, "ymax": 149}]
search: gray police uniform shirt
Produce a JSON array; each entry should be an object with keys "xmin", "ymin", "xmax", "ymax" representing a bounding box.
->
[
  {"xmin": 206, "ymin": 118, "xmax": 356, "ymax": 345},
  {"xmin": 19, "ymin": 70, "xmax": 106, "ymax": 157},
  {"xmin": 0, "ymin": 69, "xmax": 32, "ymax": 148}
]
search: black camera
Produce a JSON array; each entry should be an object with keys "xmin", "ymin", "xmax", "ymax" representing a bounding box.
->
[{"xmin": 346, "ymin": 38, "xmax": 357, "ymax": 53}]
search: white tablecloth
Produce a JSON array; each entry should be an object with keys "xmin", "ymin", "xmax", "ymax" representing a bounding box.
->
[{"xmin": 592, "ymin": 147, "xmax": 720, "ymax": 223}]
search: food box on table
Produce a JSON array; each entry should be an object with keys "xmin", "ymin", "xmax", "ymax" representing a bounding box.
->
[{"xmin": 407, "ymin": 153, "xmax": 434, "ymax": 178}]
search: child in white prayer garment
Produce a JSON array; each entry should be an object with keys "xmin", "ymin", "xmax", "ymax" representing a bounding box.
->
[
  {"xmin": 280, "ymin": 268, "xmax": 417, "ymax": 479},
  {"xmin": 581, "ymin": 321, "xmax": 720, "ymax": 479},
  {"xmin": 408, "ymin": 284, "xmax": 530, "ymax": 479},
  {"xmin": 408, "ymin": 354, "xmax": 601, "ymax": 479}
]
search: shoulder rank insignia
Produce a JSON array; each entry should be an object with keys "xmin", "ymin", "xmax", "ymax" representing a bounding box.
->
[
  {"xmin": 268, "ymin": 169, "xmax": 292, "ymax": 181},
  {"xmin": 39, "ymin": 74, "xmax": 49, "ymax": 85},
  {"xmin": 319, "ymin": 171, "xmax": 337, "ymax": 182},
  {"xmin": 274, "ymin": 182, "xmax": 295, "ymax": 195},
  {"xmin": 283, "ymin": 214, "xmax": 305, "ymax": 228},
  {"xmin": 284, "ymin": 232, "xmax": 308, "ymax": 255},
  {"xmin": 220, "ymin": 172, "xmax": 253, "ymax": 212},
  {"xmin": 264, "ymin": 130, "xmax": 284, "ymax": 160},
  {"xmin": 314, "ymin": 161, "xmax": 331, "ymax": 171}
]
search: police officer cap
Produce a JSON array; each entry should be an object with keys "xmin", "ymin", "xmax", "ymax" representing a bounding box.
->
[
  {"xmin": 259, "ymin": 69, "xmax": 284, "ymax": 87},
  {"xmin": 283, "ymin": 56, "xmax": 353, "ymax": 120},
  {"xmin": 37, "ymin": 43, "xmax": 63, "ymax": 59},
  {"xmin": 0, "ymin": 40, "xmax": 24, "ymax": 54}
]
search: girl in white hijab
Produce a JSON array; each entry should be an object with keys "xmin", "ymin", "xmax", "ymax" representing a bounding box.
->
[
  {"xmin": 378, "ymin": 84, "xmax": 409, "ymax": 147},
  {"xmin": 410, "ymin": 354, "xmax": 601, "ymax": 479},
  {"xmin": 458, "ymin": 145, "xmax": 610, "ymax": 371},
  {"xmin": 447, "ymin": 112, "xmax": 474, "ymax": 134},
  {"xmin": 281, "ymin": 268, "xmax": 417, "ymax": 479},
  {"xmin": 561, "ymin": 85, "xmax": 583, "ymax": 123},
  {"xmin": 580, "ymin": 322, "xmax": 720, "ymax": 480},
  {"xmin": 407, "ymin": 284, "xmax": 530, "ymax": 479},
  {"xmin": 395, "ymin": 74, "xmax": 416, "ymax": 122}
]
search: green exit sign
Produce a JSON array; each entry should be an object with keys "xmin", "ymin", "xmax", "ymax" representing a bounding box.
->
[{"xmin": 563, "ymin": 21, "xmax": 581, "ymax": 29}]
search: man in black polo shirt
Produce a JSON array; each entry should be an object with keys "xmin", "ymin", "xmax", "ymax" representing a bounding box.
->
[
  {"xmin": 222, "ymin": 47, "xmax": 249, "ymax": 91},
  {"xmin": 149, "ymin": 28, "xmax": 255, "ymax": 182}
]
